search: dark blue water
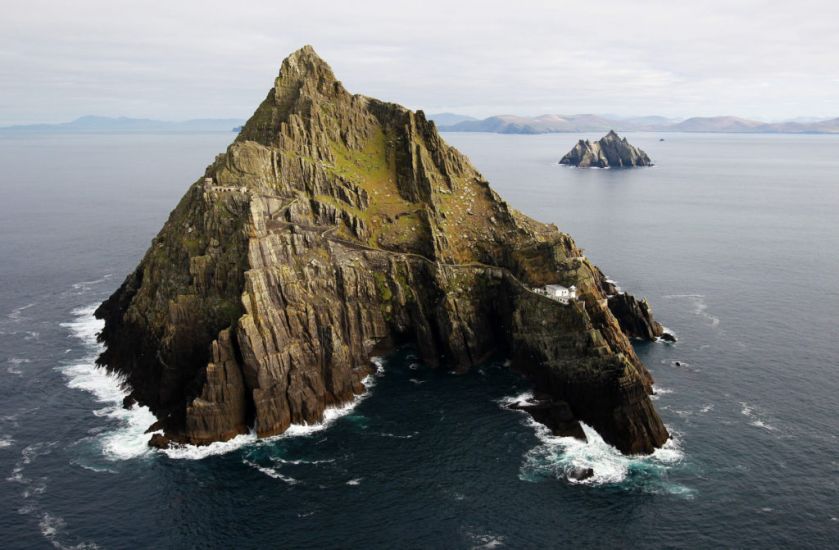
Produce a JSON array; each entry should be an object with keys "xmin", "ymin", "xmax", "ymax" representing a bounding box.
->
[{"xmin": 1, "ymin": 131, "xmax": 837, "ymax": 548}]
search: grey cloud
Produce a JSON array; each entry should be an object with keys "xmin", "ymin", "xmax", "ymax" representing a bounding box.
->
[{"xmin": 1, "ymin": 0, "xmax": 838, "ymax": 124}]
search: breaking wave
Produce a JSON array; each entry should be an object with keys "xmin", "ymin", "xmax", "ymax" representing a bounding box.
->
[
  {"xmin": 160, "ymin": 361, "xmax": 381, "ymax": 460},
  {"xmin": 60, "ymin": 303, "xmax": 383, "ymax": 461},
  {"xmin": 501, "ymin": 393, "xmax": 692, "ymax": 495},
  {"xmin": 59, "ymin": 305, "xmax": 157, "ymax": 461}
]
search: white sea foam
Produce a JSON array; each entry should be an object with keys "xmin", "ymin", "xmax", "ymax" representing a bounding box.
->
[
  {"xmin": 497, "ymin": 391, "xmax": 534, "ymax": 408},
  {"xmin": 39, "ymin": 513, "xmax": 65, "ymax": 542},
  {"xmin": 61, "ymin": 304, "xmax": 383, "ymax": 461},
  {"xmin": 605, "ymin": 278, "xmax": 623, "ymax": 293},
  {"xmin": 409, "ymin": 378, "xmax": 426, "ymax": 385},
  {"xmin": 242, "ymin": 459, "xmax": 298, "ymax": 484},
  {"xmin": 650, "ymin": 386, "xmax": 673, "ymax": 401},
  {"xmin": 161, "ymin": 364, "xmax": 381, "ymax": 460},
  {"xmin": 466, "ymin": 531, "xmax": 506, "ymax": 549},
  {"xmin": 271, "ymin": 457, "xmax": 335, "ymax": 465},
  {"xmin": 740, "ymin": 401, "xmax": 777, "ymax": 431},
  {"xmin": 371, "ymin": 356, "xmax": 386, "ymax": 376},
  {"xmin": 161, "ymin": 432, "xmax": 259, "ymax": 460},
  {"xmin": 59, "ymin": 305, "xmax": 157, "ymax": 461},
  {"xmin": 502, "ymin": 394, "xmax": 689, "ymax": 492},
  {"xmin": 376, "ymin": 431, "xmax": 416, "ymax": 439},
  {"xmin": 521, "ymin": 419, "xmax": 685, "ymax": 487},
  {"xmin": 655, "ymin": 326, "xmax": 677, "ymax": 342},
  {"xmin": 38, "ymin": 512, "xmax": 100, "ymax": 550},
  {"xmin": 69, "ymin": 274, "xmax": 113, "ymax": 294}
]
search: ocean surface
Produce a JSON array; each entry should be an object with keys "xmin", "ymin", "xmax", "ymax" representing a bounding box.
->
[{"xmin": 1, "ymin": 130, "xmax": 837, "ymax": 548}]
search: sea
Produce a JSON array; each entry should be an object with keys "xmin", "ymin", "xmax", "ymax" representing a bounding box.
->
[{"xmin": 0, "ymin": 130, "xmax": 837, "ymax": 548}]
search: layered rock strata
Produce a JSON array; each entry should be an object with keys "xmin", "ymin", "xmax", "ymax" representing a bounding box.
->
[
  {"xmin": 560, "ymin": 130, "xmax": 653, "ymax": 167},
  {"xmin": 96, "ymin": 46, "xmax": 670, "ymax": 454}
]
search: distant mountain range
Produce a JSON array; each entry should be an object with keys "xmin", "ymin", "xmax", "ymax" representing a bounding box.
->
[
  {"xmin": 4, "ymin": 114, "xmax": 838, "ymax": 136},
  {"xmin": 0, "ymin": 116, "xmax": 244, "ymax": 134},
  {"xmin": 429, "ymin": 114, "xmax": 839, "ymax": 134},
  {"xmin": 424, "ymin": 112, "xmax": 478, "ymax": 126}
]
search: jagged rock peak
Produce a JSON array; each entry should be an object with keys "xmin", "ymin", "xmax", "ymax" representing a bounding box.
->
[
  {"xmin": 559, "ymin": 130, "xmax": 653, "ymax": 168},
  {"xmin": 278, "ymin": 45, "xmax": 339, "ymax": 88}
]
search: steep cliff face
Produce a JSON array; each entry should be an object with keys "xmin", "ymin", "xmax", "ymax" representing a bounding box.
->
[
  {"xmin": 96, "ymin": 46, "xmax": 669, "ymax": 454},
  {"xmin": 560, "ymin": 130, "xmax": 653, "ymax": 167},
  {"xmin": 601, "ymin": 277, "xmax": 676, "ymax": 342}
]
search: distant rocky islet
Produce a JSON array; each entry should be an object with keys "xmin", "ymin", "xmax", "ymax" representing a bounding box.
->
[{"xmin": 559, "ymin": 130, "xmax": 653, "ymax": 168}]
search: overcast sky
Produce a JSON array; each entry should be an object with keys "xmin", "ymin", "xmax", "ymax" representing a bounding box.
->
[{"xmin": 2, "ymin": 0, "xmax": 838, "ymax": 124}]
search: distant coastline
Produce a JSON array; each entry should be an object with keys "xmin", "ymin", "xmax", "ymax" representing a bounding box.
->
[
  {"xmin": 430, "ymin": 113, "xmax": 839, "ymax": 135},
  {"xmin": 4, "ymin": 113, "xmax": 838, "ymax": 136},
  {"xmin": 0, "ymin": 115, "xmax": 244, "ymax": 134}
]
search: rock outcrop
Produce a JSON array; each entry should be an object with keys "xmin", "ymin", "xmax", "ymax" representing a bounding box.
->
[
  {"xmin": 96, "ymin": 46, "xmax": 670, "ymax": 455},
  {"xmin": 601, "ymin": 278, "xmax": 676, "ymax": 342},
  {"xmin": 559, "ymin": 130, "xmax": 652, "ymax": 167}
]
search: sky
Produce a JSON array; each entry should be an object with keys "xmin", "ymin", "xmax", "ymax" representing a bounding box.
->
[{"xmin": 1, "ymin": 0, "xmax": 838, "ymax": 125}]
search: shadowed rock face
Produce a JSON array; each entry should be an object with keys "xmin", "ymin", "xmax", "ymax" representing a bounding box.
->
[
  {"xmin": 601, "ymin": 277, "xmax": 676, "ymax": 342},
  {"xmin": 95, "ymin": 46, "xmax": 669, "ymax": 454},
  {"xmin": 560, "ymin": 130, "xmax": 653, "ymax": 167}
]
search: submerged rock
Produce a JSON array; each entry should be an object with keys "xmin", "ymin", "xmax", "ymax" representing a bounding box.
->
[
  {"xmin": 148, "ymin": 433, "xmax": 171, "ymax": 449},
  {"xmin": 95, "ymin": 46, "xmax": 670, "ymax": 455},
  {"xmin": 559, "ymin": 130, "xmax": 653, "ymax": 167},
  {"xmin": 567, "ymin": 466, "xmax": 595, "ymax": 481}
]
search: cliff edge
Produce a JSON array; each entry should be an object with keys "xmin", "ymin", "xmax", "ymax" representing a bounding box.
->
[{"xmin": 96, "ymin": 46, "xmax": 669, "ymax": 454}]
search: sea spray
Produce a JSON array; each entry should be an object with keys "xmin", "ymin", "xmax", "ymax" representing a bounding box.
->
[
  {"xmin": 60, "ymin": 304, "xmax": 386, "ymax": 461},
  {"xmin": 59, "ymin": 305, "xmax": 157, "ymax": 461},
  {"xmin": 500, "ymin": 390, "xmax": 690, "ymax": 494}
]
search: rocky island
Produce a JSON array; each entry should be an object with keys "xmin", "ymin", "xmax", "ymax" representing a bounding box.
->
[
  {"xmin": 95, "ymin": 46, "xmax": 670, "ymax": 455},
  {"xmin": 559, "ymin": 130, "xmax": 653, "ymax": 167}
]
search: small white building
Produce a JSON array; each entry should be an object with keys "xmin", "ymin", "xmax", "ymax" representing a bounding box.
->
[{"xmin": 536, "ymin": 284, "xmax": 577, "ymax": 303}]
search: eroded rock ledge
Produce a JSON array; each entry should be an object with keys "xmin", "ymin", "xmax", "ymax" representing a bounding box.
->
[{"xmin": 96, "ymin": 46, "xmax": 670, "ymax": 455}]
